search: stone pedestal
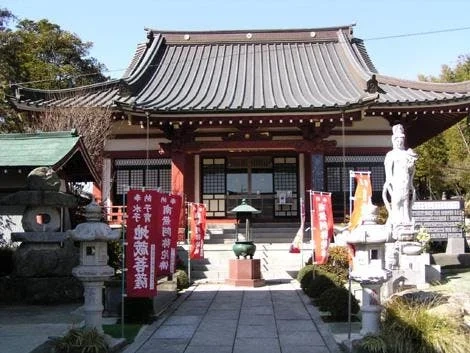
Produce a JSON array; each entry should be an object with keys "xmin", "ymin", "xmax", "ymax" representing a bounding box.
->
[
  {"xmin": 360, "ymin": 283, "xmax": 383, "ymax": 335},
  {"xmin": 446, "ymin": 237, "xmax": 465, "ymax": 254},
  {"xmin": 226, "ymin": 259, "xmax": 265, "ymax": 287}
]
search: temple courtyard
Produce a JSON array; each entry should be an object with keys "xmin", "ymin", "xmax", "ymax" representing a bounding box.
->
[{"xmin": 1, "ymin": 268, "xmax": 468, "ymax": 353}]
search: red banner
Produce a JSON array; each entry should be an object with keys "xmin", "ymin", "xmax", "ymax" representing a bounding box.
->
[
  {"xmin": 310, "ymin": 191, "xmax": 334, "ymax": 265},
  {"xmin": 349, "ymin": 173, "xmax": 372, "ymax": 231},
  {"xmin": 156, "ymin": 192, "xmax": 182, "ymax": 276},
  {"xmin": 189, "ymin": 203, "xmax": 206, "ymax": 259},
  {"xmin": 126, "ymin": 189, "xmax": 159, "ymax": 297}
]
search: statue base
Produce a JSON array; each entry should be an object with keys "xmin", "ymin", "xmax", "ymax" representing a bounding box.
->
[{"xmin": 226, "ymin": 259, "xmax": 265, "ymax": 287}]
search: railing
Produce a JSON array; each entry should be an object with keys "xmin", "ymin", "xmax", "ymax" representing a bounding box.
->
[{"xmin": 103, "ymin": 205, "xmax": 126, "ymax": 227}]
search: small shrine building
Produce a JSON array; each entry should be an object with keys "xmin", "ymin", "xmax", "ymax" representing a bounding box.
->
[{"xmin": 9, "ymin": 25, "xmax": 470, "ymax": 222}]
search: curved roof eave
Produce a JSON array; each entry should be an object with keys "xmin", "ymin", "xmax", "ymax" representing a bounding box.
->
[
  {"xmin": 115, "ymin": 93, "xmax": 378, "ymax": 117},
  {"xmin": 376, "ymin": 74, "xmax": 470, "ymax": 93}
]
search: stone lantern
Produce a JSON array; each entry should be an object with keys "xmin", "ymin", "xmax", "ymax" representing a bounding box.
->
[
  {"xmin": 226, "ymin": 199, "xmax": 264, "ymax": 287},
  {"xmin": 67, "ymin": 200, "xmax": 120, "ymax": 333},
  {"xmin": 346, "ymin": 203, "xmax": 391, "ymax": 335}
]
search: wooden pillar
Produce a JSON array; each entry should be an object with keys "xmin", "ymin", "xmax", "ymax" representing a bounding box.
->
[
  {"xmin": 310, "ymin": 152, "xmax": 325, "ymax": 191},
  {"xmin": 171, "ymin": 151, "xmax": 195, "ymax": 200},
  {"xmin": 171, "ymin": 151, "xmax": 186, "ymax": 195}
]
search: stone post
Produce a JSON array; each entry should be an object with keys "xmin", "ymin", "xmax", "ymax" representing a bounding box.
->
[{"xmin": 360, "ymin": 283, "xmax": 383, "ymax": 335}]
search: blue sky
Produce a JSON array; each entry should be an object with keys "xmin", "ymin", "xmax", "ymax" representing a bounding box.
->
[{"xmin": 4, "ymin": 0, "xmax": 470, "ymax": 80}]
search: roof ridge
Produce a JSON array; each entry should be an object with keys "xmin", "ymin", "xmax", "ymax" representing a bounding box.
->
[
  {"xmin": 376, "ymin": 74, "xmax": 470, "ymax": 92},
  {"xmin": 12, "ymin": 79, "xmax": 121, "ymax": 95},
  {"xmin": 0, "ymin": 130, "xmax": 79, "ymax": 139},
  {"xmin": 145, "ymin": 25, "xmax": 356, "ymax": 35}
]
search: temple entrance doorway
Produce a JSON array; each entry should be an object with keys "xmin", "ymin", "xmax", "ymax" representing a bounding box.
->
[
  {"xmin": 202, "ymin": 155, "xmax": 299, "ymax": 220},
  {"xmin": 226, "ymin": 156, "xmax": 274, "ymax": 219}
]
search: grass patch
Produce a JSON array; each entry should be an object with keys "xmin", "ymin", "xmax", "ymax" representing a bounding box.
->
[
  {"xmin": 382, "ymin": 297, "xmax": 470, "ymax": 353},
  {"xmin": 103, "ymin": 324, "xmax": 142, "ymax": 343}
]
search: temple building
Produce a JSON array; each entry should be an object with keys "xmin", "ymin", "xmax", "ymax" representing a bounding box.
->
[{"xmin": 9, "ymin": 24, "xmax": 470, "ymax": 223}]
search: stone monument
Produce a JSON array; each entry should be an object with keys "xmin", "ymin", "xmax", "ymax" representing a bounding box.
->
[
  {"xmin": 2, "ymin": 167, "xmax": 82, "ymax": 302},
  {"xmin": 382, "ymin": 124, "xmax": 432, "ymax": 291}
]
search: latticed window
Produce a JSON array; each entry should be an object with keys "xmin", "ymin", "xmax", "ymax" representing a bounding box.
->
[
  {"xmin": 202, "ymin": 158, "xmax": 225, "ymax": 193},
  {"xmin": 113, "ymin": 159, "xmax": 171, "ymax": 202},
  {"xmin": 202, "ymin": 158, "xmax": 226, "ymax": 217},
  {"xmin": 273, "ymin": 157, "xmax": 298, "ymax": 217},
  {"xmin": 324, "ymin": 156, "xmax": 385, "ymax": 218}
]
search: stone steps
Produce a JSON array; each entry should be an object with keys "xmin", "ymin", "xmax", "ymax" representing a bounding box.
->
[
  {"xmin": 205, "ymin": 222, "xmax": 303, "ymax": 244},
  {"xmin": 178, "ymin": 242, "xmax": 313, "ymax": 282}
]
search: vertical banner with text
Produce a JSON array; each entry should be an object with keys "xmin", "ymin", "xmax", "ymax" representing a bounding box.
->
[
  {"xmin": 349, "ymin": 172, "xmax": 372, "ymax": 231},
  {"xmin": 310, "ymin": 191, "xmax": 334, "ymax": 265},
  {"xmin": 126, "ymin": 189, "xmax": 159, "ymax": 297},
  {"xmin": 189, "ymin": 203, "xmax": 207, "ymax": 260},
  {"xmin": 156, "ymin": 192, "xmax": 183, "ymax": 276}
]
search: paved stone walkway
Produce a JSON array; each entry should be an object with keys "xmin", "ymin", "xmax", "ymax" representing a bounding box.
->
[{"xmin": 123, "ymin": 279, "xmax": 341, "ymax": 353}]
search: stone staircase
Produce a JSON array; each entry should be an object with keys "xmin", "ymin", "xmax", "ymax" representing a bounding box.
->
[{"xmin": 178, "ymin": 222, "xmax": 313, "ymax": 282}]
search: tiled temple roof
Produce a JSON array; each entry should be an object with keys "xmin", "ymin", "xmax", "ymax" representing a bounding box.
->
[
  {"xmin": 10, "ymin": 25, "xmax": 470, "ymax": 115},
  {"xmin": 0, "ymin": 130, "xmax": 100, "ymax": 183},
  {"xmin": 6, "ymin": 23, "xmax": 470, "ymax": 151}
]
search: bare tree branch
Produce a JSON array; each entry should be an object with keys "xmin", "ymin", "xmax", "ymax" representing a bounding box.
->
[{"xmin": 28, "ymin": 104, "xmax": 112, "ymax": 172}]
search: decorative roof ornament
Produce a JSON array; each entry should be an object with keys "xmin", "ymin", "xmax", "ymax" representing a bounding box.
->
[
  {"xmin": 365, "ymin": 74, "xmax": 385, "ymax": 94},
  {"xmin": 118, "ymin": 82, "xmax": 132, "ymax": 97},
  {"xmin": 146, "ymin": 30, "xmax": 154, "ymax": 47}
]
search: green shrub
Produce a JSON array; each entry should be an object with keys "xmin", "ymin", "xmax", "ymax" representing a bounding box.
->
[
  {"xmin": 305, "ymin": 270, "xmax": 343, "ymax": 299},
  {"xmin": 52, "ymin": 327, "xmax": 109, "ymax": 353},
  {"xmin": 317, "ymin": 245, "xmax": 350, "ymax": 283},
  {"xmin": 297, "ymin": 264, "xmax": 315, "ymax": 291},
  {"xmin": 356, "ymin": 334, "xmax": 387, "ymax": 353},
  {"xmin": 107, "ymin": 240, "xmax": 123, "ymax": 274},
  {"xmin": 121, "ymin": 297, "xmax": 154, "ymax": 324},
  {"xmin": 381, "ymin": 297, "xmax": 470, "ymax": 353},
  {"xmin": 175, "ymin": 254, "xmax": 187, "ymax": 271},
  {"xmin": 317, "ymin": 286, "xmax": 359, "ymax": 320},
  {"xmin": 175, "ymin": 269, "xmax": 189, "ymax": 290}
]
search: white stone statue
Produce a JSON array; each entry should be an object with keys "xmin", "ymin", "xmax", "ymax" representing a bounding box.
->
[{"xmin": 382, "ymin": 124, "xmax": 418, "ymax": 234}]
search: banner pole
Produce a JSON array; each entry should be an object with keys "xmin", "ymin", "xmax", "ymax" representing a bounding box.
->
[
  {"xmin": 308, "ymin": 190, "xmax": 314, "ymax": 265},
  {"xmin": 348, "ymin": 267, "xmax": 352, "ymax": 340},
  {"xmin": 348, "ymin": 172, "xmax": 354, "ymax": 341},
  {"xmin": 187, "ymin": 202, "xmax": 191, "ymax": 285},
  {"xmin": 121, "ymin": 187, "xmax": 128, "ymax": 339},
  {"xmin": 300, "ymin": 197, "xmax": 304, "ymax": 269}
]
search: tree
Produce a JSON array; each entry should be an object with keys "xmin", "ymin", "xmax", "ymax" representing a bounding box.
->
[
  {"xmin": 417, "ymin": 55, "xmax": 470, "ymax": 201},
  {"xmin": 415, "ymin": 133, "xmax": 449, "ymax": 199},
  {"xmin": 0, "ymin": 9, "xmax": 111, "ymax": 172},
  {"xmin": 0, "ymin": 9, "xmax": 108, "ymax": 133},
  {"xmin": 28, "ymin": 105, "xmax": 112, "ymax": 172}
]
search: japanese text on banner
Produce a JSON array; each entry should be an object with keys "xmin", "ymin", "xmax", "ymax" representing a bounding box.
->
[
  {"xmin": 189, "ymin": 203, "xmax": 207, "ymax": 259},
  {"xmin": 126, "ymin": 190, "xmax": 159, "ymax": 297},
  {"xmin": 349, "ymin": 172, "xmax": 372, "ymax": 231},
  {"xmin": 310, "ymin": 191, "xmax": 334, "ymax": 265},
  {"xmin": 156, "ymin": 192, "xmax": 182, "ymax": 276}
]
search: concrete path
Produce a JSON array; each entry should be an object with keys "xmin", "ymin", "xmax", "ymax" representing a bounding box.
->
[
  {"xmin": 0, "ymin": 280, "xmax": 346, "ymax": 353},
  {"xmin": 0, "ymin": 303, "xmax": 83, "ymax": 353},
  {"xmin": 123, "ymin": 279, "xmax": 342, "ymax": 353}
]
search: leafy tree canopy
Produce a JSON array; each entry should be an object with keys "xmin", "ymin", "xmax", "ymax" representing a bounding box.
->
[
  {"xmin": 0, "ymin": 8, "xmax": 107, "ymax": 132},
  {"xmin": 417, "ymin": 56, "xmax": 470, "ymax": 202}
]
